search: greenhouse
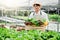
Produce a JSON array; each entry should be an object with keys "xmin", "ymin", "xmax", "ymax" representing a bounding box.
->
[{"xmin": 0, "ymin": 0, "xmax": 60, "ymax": 40}]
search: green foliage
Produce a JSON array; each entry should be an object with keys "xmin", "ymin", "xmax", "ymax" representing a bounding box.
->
[
  {"xmin": 18, "ymin": 11, "xmax": 31, "ymax": 16},
  {"xmin": 49, "ymin": 14, "xmax": 60, "ymax": 22},
  {"xmin": 0, "ymin": 28, "xmax": 60, "ymax": 40},
  {"xmin": 25, "ymin": 18, "xmax": 45, "ymax": 26},
  {"xmin": 49, "ymin": 14, "xmax": 58, "ymax": 21},
  {"xmin": 58, "ymin": 16, "xmax": 60, "ymax": 22}
]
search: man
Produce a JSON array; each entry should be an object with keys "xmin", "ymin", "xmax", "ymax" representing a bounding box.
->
[{"xmin": 29, "ymin": 3, "xmax": 49, "ymax": 27}]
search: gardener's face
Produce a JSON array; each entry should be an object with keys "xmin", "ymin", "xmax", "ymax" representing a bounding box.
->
[{"xmin": 33, "ymin": 6, "xmax": 41, "ymax": 12}]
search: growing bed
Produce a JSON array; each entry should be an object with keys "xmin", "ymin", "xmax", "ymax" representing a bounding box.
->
[{"xmin": 0, "ymin": 28, "xmax": 60, "ymax": 40}]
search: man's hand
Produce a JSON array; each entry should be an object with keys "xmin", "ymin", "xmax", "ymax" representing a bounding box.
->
[{"xmin": 44, "ymin": 21, "xmax": 48, "ymax": 26}]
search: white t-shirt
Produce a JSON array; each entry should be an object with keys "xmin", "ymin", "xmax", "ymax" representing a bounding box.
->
[{"xmin": 29, "ymin": 11, "xmax": 49, "ymax": 22}]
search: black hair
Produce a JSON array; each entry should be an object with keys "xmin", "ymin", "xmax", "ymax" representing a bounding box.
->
[{"xmin": 33, "ymin": 3, "xmax": 41, "ymax": 7}]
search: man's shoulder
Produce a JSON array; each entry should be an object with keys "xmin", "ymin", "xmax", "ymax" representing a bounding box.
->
[
  {"xmin": 41, "ymin": 11, "xmax": 47, "ymax": 15},
  {"xmin": 30, "ymin": 11, "xmax": 35, "ymax": 15},
  {"xmin": 31, "ymin": 11, "xmax": 35, "ymax": 13},
  {"xmin": 30, "ymin": 11, "xmax": 34, "ymax": 16}
]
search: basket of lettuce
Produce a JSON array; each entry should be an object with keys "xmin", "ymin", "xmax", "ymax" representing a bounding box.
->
[{"xmin": 24, "ymin": 18, "xmax": 47, "ymax": 30}]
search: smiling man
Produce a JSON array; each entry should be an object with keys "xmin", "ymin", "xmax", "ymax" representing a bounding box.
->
[{"xmin": 29, "ymin": 3, "xmax": 49, "ymax": 27}]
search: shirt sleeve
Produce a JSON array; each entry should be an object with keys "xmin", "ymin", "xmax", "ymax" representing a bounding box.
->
[
  {"xmin": 42, "ymin": 11, "xmax": 49, "ymax": 22},
  {"xmin": 45, "ymin": 14, "xmax": 49, "ymax": 22},
  {"xmin": 28, "ymin": 12, "xmax": 34, "ymax": 18}
]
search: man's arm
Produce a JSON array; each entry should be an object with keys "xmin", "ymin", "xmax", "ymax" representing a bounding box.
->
[
  {"xmin": 44, "ymin": 13, "xmax": 49, "ymax": 26},
  {"xmin": 41, "ymin": 11, "xmax": 49, "ymax": 26}
]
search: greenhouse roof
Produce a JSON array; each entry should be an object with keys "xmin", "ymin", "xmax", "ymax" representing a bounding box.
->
[{"xmin": 0, "ymin": 0, "xmax": 59, "ymax": 9}]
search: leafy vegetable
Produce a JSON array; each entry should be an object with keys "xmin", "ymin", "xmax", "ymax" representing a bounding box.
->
[
  {"xmin": 0, "ymin": 28, "xmax": 60, "ymax": 40},
  {"xmin": 25, "ymin": 18, "xmax": 45, "ymax": 26},
  {"xmin": 49, "ymin": 14, "xmax": 60, "ymax": 22}
]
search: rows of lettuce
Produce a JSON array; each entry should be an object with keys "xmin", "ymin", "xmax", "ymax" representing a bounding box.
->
[
  {"xmin": 0, "ymin": 28, "xmax": 60, "ymax": 40},
  {"xmin": 49, "ymin": 14, "xmax": 60, "ymax": 22}
]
